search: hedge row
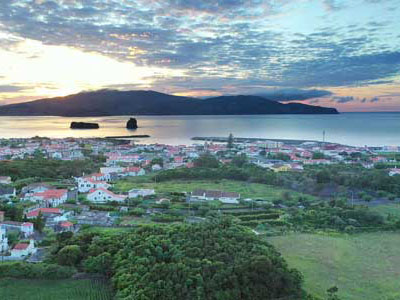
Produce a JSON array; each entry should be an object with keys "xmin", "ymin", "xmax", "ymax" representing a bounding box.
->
[
  {"xmin": 223, "ymin": 210, "xmax": 273, "ymax": 216},
  {"xmin": 151, "ymin": 215, "xmax": 184, "ymax": 223},
  {"xmin": 238, "ymin": 213, "xmax": 280, "ymax": 221},
  {"xmin": 0, "ymin": 262, "xmax": 76, "ymax": 279}
]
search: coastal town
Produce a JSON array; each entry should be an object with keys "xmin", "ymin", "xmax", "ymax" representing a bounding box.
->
[{"xmin": 1, "ymin": 135, "xmax": 400, "ymax": 262}]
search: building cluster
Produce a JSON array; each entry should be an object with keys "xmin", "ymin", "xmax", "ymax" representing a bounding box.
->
[{"xmin": 0, "ymin": 137, "xmax": 399, "ymax": 261}]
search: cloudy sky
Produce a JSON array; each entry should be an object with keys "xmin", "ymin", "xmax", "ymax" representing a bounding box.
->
[{"xmin": 0, "ymin": 0, "xmax": 399, "ymax": 111}]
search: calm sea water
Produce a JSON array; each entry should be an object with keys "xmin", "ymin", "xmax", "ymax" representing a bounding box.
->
[{"xmin": 0, "ymin": 113, "xmax": 399, "ymax": 147}]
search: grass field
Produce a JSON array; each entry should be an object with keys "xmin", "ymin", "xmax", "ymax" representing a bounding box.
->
[
  {"xmin": 268, "ymin": 232, "xmax": 400, "ymax": 300},
  {"xmin": 114, "ymin": 178, "xmax": 314, "ymax": 201},
  {"xmin": 370, "ymin": 203, "xmax": 400, "ymax": 220},
  {"xmin": 0, "ymin": 278, "xmax": 113, "ymax": 300}
]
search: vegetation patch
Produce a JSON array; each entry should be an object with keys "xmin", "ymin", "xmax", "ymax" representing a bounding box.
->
[
  {"xmin": 0, "ymin": 278, "xmax": 113, "ymax": 300},
  {"xmin": 269, "ymin": 232, "xmax": 400, "ymax": 300},
  {"xmin": 51, "ymin": 219, "xmax": 307, "ymax": 299}
]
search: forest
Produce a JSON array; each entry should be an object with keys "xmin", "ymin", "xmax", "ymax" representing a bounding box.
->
[{"xmin": 50, "ymin": 218, "xmax": 310, "ymax": 300}]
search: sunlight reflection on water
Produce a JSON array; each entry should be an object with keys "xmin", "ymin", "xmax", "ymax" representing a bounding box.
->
[{"xmin": 0, "ymin": 113, "xmax": 399, "ymax": 146}]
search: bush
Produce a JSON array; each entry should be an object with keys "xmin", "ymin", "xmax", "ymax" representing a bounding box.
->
[
  {"xmin": 57, "ymin": 245, "xmax": 82, "ymax": 266},
  {"xmin": 0, "ymin": 262, "xmax": 75, "ymax": 279},
  {"xmin": 151, "ymin": 214, "xmax": 184, "ymax": 223},
  {"xmin": 129, "ymin": 207, "xmax": 146, "ymax": 216},
  {"xmin": 238, "ymin": 213, "xmax": 280, "ymax": 221}
]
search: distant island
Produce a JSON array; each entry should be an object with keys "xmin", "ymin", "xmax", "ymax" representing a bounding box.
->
[
  {"xmin": 70, "ymin": 122, "xmax": 99, "ymax": 129},
  {"xmin": 0, "ymin": 90, "xmax": 338, "ymax": 116}
]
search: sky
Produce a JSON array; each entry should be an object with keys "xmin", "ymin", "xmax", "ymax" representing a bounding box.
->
[{"xmin": 0, "ymin": 0, "xmax": 399, "ymax": 112}]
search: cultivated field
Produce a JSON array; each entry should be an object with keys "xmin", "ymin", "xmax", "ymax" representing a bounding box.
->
[
  {"xmin": 0, "ymin": 278, "xmax": 113, "ymax": 300},
  {"xmin": 268, "ymin": 232, "xmax": 400, "ymax": 300},
  {"xmin": 114, "ymin": 178, "xmax": 314, "ymax": 201}
]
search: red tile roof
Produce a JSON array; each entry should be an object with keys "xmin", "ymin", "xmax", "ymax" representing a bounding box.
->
[
  {"xmin": 13, "ymin": 243, "xmax": 29, "ymax": 250},
  {"xmin": 125, "ymin": 166, "xmax": 141, "ymax": 172},
  {"xmin": 27, "ymin": 208, "xmax": 62, "ymax": 218},
  {"xmin": 88, "ymin": 188, "xmax": 126, "ymax": 198},
  {"xmin": 33, "ymin": 189, "xmax": 68, "ymax": 200},
  {"xmin": 60, "ymin": 221, "xmax": 73, "ymax": 227}
]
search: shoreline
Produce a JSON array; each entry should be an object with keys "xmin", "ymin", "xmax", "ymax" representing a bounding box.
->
[{"xmin": 191, "ymin": 136, "xmax": 353, "ymax": 147}]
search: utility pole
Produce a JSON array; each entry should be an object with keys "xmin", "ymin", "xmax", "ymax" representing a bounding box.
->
[{"xmin": 351, "ymin": 191, "xmax": 354, "ymax": 207}]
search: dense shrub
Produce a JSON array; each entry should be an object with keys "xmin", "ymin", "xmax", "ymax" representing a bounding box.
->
[
  {"xmin": 0, "ymin": 262, "xmax": 75, "ymax": 279},
  {"xmin": 53, "ymin": 218, "xmax": 307, "ymax": 300},
  {"xmin": 238, "ymin": 213, "xmax": 280, "ymax": 221},
  {"xmin": 0, "ymin": 158, "xmax": 104, "ymax": 181},
  {"xmin": 151, "ymin": 214, "xmax": 184, "ymax": 223}
]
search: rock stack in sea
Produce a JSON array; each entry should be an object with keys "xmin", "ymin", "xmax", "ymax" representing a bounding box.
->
[{"xmin": 126, "ymin": 118, "xmax": 138, "ymax": 129}]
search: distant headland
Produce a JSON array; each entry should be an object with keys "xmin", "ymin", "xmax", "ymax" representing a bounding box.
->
[{"xmin": 0, "ymin": 90, "xmax": 339, "ymax": 117}]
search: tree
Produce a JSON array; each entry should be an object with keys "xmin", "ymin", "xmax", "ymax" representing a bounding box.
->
[
  {"xmin": 231, "ymin": 153, "xmax": 247, "ymax": 167},
  {"xmin": 151, "ymin": 157, "xmax": 164, "ymax": 167},
  {"xmin": 227, "ymin": 133, "xmax": 234, "ymax": 148},
  {"xmin": 282, "ymin": 191, "xmax": 292, "ymax": 202},
  {"xmin": 194, "ymin": 153, "xmax": 219, "ymax": 168},
  {"xmin": 57, "ymin": 245, "xmax": 82, "ymax": 266},
  {"xmin": 55, "ymin": 218, "xmax": 305, "ymax": 299},
  {"xmin": 34, "ymin": 212, "xmax": 45, "ymax": 233},
  {"xmin": 84, "ymin": 252, "xmax": 112, "ymax": 275},
  {"xmin": 312, "ymin": 152, "xmax": 325, "ymax": 159},
  {"xmin": 327, "ymin": 286, "xmax": 340, "ymax": 300}
]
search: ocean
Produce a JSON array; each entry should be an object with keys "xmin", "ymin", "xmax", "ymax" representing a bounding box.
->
[{"xmin": 0, "ymin": 113, "xmax": 399, "ymax": 147}]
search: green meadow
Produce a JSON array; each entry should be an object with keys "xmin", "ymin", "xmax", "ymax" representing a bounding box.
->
[
  {"xmin": 370, "ymin": 203, "xmax": 400, "ymax": 219},
  {"xmin": 114, "ymin": 178, "xmax": 314, "ymax": 201},
  {"xmin": 268, "ymin": 232, "xmax": 400, "ymax": 300},
  {"xmin": 0, "ymin": 278, "xmax": 113, "ymax": 300}
]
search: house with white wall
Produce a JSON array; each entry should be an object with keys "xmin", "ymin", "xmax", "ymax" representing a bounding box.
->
[
  {"xmin": 21, "ymin": 183, "xmax": 53, "ymax": 195},
  {"xmin": 0, "ymin": 225, "xmax": 8, "ymax": 253},
  {"xmin": 0, "ymin": 176, "xmax": 12, "ymax": 185},
  {"xmin": 29, "ymin": 189, "xmax": 68, "ymax": 207},
  {"xmin": 0, "ymin": 221, "xmax": 34, "ymax": 238},
  {"xmin": 389, "ymin": 168, "xmax": 400, "ymax": 176},
  {"xmin": 0, "ymin": 187, "xmax": 16, "ymax": 200},
  {"xmin": 87, "ymin": 188, "xmax": 127, "ymax": 203},
  {"xmin": 11, "ymin": 239, "xmax": 36, "ymax": 258},
  {"xmin": 189, "ymin": 190, "xmax": 240, "ymax": 204},
  {"xmin": 128, "ymin": 189, "xmax": 155, "ymax": 198},
  {"xmin": 77, "ymin": 177, "xmax": 111, "ymax": 193},
  {"xmin": 122, "ymin": 167, "xmax": 146, "ymax": 177},
  {"xmin": 100, "ymin": 167, "xmax": 124, "ymax": 176}
]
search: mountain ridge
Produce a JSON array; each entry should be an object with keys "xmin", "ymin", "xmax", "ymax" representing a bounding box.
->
[{"xmin": 0, "ymin": 90, "xmax": 339, "ymax": 116}]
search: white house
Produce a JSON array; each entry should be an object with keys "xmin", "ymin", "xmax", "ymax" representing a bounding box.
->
[
  {"xmin": 122, "ymin": 167, "xmax": 146, "ymax": 177},
  {"xmin": 0, "ymin": 226, "xmax": 8, "ymax": 253},
  {"xmin": 0, "ymin": 187, "xmax": 16, "ymax": 200},
  {"xmin": 100, "ymin": 167, "xmax": 124, "ymax": 175},
  {"xmin": 51, "ymin": 151, "xmax": 63, "ymax": 159},
  {"xmin": 77, "ymin": 177, "xmax": 111, "ymax": 193},
  {"xmin": 151, "ymin": 164, "xmax": 162, "ymax": 171},
  {"xmin": 190, "ymin": 190, "xmax": 240, "ymax": 204},
  {"xmin": 29, "ymin": 189, "xmax": 69, "ymax": 207},
  {"xmin": 21, "ymin": 183, "xmax": 53, "ymax": 195},
  {"xmin": 128, "ymin": 189, "xmax": 155, "ymax": 198},
  {"xmin": 389, "ymin": 168, "xmax": 400, "ymax": 176},
  {"xmin": 87, "ymin": 188, "xmax": 127, "ymax": 203},
  {"xmin": 0, "ymin": 176, "xmax": 12, "ymax": 185},
  {"xmin": 86, "ymin": 173, "xmax": 111, "ymax": 182},
  {"xmin": 11, "ymin": 239, "xmax": 36, "ymax": 258},
  {"xmin": 0, "ymin": 221, "xmax": 34, "ymax": 238}
]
